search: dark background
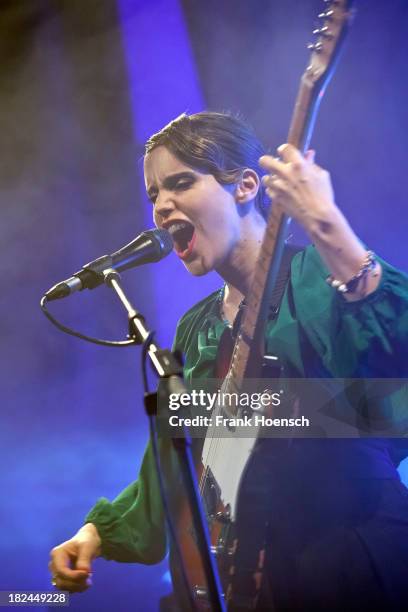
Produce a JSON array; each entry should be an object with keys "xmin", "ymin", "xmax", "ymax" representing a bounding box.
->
[{"xmin": 0, "ymin": 1, "xmax": 407, "ymax": 610}]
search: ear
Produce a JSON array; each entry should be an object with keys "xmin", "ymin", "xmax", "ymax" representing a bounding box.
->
[{"xmin": 235, "ymin": 169, "xmax": 260, "ymax": 205}]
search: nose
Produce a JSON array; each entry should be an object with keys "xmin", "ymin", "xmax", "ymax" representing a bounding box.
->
[{"xmin": 153, "ymin": 191, "xmax": 176, "ymax": 223}]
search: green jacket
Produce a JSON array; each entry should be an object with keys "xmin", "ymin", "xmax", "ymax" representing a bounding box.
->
[{"xmin": 85, "ymin": 245, "xmax": 408, "ymax": 564}]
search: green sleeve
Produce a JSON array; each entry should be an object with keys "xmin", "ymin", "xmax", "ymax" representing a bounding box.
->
[
  {"xmin": 85, "ymin": 437, "xmax": 171, "ymax": 564},
  {"xmin": 290, "ymin": 245, "xmax": 408, "ymax": 377}
]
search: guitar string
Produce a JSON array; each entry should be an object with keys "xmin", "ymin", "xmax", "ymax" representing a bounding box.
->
[
  {"xmin": 199, "ymin": 286, "xmax": 227, "ymax": 493},
  {"xmin": 200, "ymin": 286, "xmax": 236, "ymax": 503}
]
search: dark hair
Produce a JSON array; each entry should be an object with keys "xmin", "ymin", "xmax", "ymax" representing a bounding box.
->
[{"xmin": 144, "ymin": 111, "xmax": 269, "ymax": 218}]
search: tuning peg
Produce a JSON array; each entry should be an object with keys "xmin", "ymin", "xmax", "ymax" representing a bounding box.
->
[
  {"xmin": 313, "ymin": 26, "xmax": 333, "ymax": 38},
  {"xmin": 307, "ymin": 41, "xmax": 323, "ymax": 52},
  {"xmin": 318, "ymin": 9, "xmax": 334, "ymax": 19}
]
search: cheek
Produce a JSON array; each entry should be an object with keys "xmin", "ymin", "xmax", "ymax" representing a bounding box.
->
[
  {"xmin": 198, "ymin": 192, "xmax": 236, "ymax": 229},
  {"xmin": 199, "ymin": 215, "xmax": 239, "ymax": 259},
  {"xmin": 205, "ymin": 204, "xmax": 239, "ymax": 239}
]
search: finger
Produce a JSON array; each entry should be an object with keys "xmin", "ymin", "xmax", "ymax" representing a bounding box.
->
[
  {"xmin": 305, "ymin": 149, "xmax": 316, "ymax": 164},
  {"xmin": 52, "ymin": 575, "xmax": 91, "ymax": 593},
  {"xmin": 50, "ymin": 561, "xmax": 92, "ymax": 593},
  {"xmin": 51, "ymin": 548, "xmax": 89, "ymax": 581},
  {"xmin": 259, "ymin": 155, "xmax": 290, "ymax": 179},
  {"xmin": 264, "ymin": 186, "xmax": 283, "ymax": 203},
  {"xmin": 76, "ymin": 542, "xmax": 96, "ymax": 573},
  {"xmin": 262, "ymin": 174, "xmax": 286, "ymax": 191},
  {"xmin": 277, "ymin": 143, "xmax": 303, "ymax": 163}
]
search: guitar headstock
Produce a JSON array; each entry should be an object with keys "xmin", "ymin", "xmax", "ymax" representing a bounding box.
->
[{"xmin": 304, "ymin": 0, "xmax": 355, "ymax": 88}]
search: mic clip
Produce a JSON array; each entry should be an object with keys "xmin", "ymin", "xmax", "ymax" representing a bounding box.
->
[{"xmin": 76, "ymin": 254, "xmax": 114, "ymax": 289}]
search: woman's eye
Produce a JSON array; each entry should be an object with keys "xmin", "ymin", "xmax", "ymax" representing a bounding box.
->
[
  {"xmin": 148, "ymin": 178, "xmax": 193, "ymax": 204},
  {"xmin": 175, "ymin": 179, "xmax": 192, "ymax": 190}
]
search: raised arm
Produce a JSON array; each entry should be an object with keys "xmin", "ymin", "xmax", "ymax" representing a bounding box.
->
[{"xmin": 260, "ymin": 144, "xmax": 382, "ymax": 302}]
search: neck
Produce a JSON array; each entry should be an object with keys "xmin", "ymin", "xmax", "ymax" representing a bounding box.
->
[{"xmin": 217, "ymin": 216, "xmax": 266, "ymax": 316}]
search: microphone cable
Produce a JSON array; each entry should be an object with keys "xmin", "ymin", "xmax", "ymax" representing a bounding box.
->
[{"xmin": 40, "ymin": 295, "xmax": 136, "ymax": 347}]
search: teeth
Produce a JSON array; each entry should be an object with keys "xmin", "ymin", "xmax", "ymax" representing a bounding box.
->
[{"xmin": 167, "ymin": 222, "xmax": 189, "ymax": 235}]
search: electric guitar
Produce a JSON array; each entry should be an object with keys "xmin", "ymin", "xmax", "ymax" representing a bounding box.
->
[{"xmin": 171, "ymin": 2, "xmax": 356, "ymax": 609}]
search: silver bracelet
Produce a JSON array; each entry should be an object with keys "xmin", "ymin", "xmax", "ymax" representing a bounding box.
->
[{"xmin": 326, "ymin": 251, "xmax": 377, "ymax": 294}]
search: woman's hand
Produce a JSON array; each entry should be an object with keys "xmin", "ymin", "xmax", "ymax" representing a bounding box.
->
[
  {"xmin": 259, "ymin": 143, "xmax": 338, "ymax": 234},
  {"xmin": 259, "ymin": 144, "xmax": 382, "ymax": 301},
  {"xmin": 48, "ymin": 523, "xmax": 102, "ymax": 593}
]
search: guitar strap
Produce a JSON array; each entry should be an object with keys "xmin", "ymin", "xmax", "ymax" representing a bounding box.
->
[
  {"xmin": 268, "ymin": 242, "xmax": 303, "ymax": 321},
  {"xmin": 232, "ymin": 242, "xmax": 303, "ymax": 343},
  {"xmin": 229, "ymin": 244, "xmax": 303, "ymax": 611}
]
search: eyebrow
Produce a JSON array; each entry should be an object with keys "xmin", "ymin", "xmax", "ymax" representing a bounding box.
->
[{"xmin": 146, "ymin": 171, "xmax": 196, "ymax": 199}]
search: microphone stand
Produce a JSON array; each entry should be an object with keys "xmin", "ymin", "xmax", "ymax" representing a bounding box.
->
[{"xmin": 103, "ymin": 269, "xmax": 225, "ymax": 612}]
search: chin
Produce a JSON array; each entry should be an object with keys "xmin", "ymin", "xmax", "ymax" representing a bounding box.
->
[{"xmin": 183, "ymin": 258, "xmax": 212, "ymax": 277}]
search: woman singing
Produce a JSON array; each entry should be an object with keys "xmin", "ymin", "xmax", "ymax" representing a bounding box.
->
[{"xmin": 49, "ymin": 111, "xmax": 408, "ymax": 611}]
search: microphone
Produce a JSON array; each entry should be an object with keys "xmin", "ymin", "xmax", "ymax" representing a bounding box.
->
[{"xmin": 44, "ymin": 228, "xmax": 173, "ymax": 301}]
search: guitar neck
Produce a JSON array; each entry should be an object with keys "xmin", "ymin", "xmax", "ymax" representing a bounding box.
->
[{"xmin": 223, "ymin": 0, "xmax": 355, "ymax": 395}]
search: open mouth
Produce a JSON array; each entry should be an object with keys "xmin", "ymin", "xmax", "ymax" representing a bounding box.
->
[{"xmin": 167, "ymin": 221, "xmax": 196, "ymax": 259}]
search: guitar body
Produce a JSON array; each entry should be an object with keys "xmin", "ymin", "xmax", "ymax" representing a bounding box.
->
[
  {"xmin": 170, "ymin": 436, "xmax": 272, "ymax": 610},
  {"xmin": 169, "ymin": 331, "xmax": 291, "ymax": 610},
  {"xmin": 169, "ymin": 2, "xmax": 356, "ymax": 608}
]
